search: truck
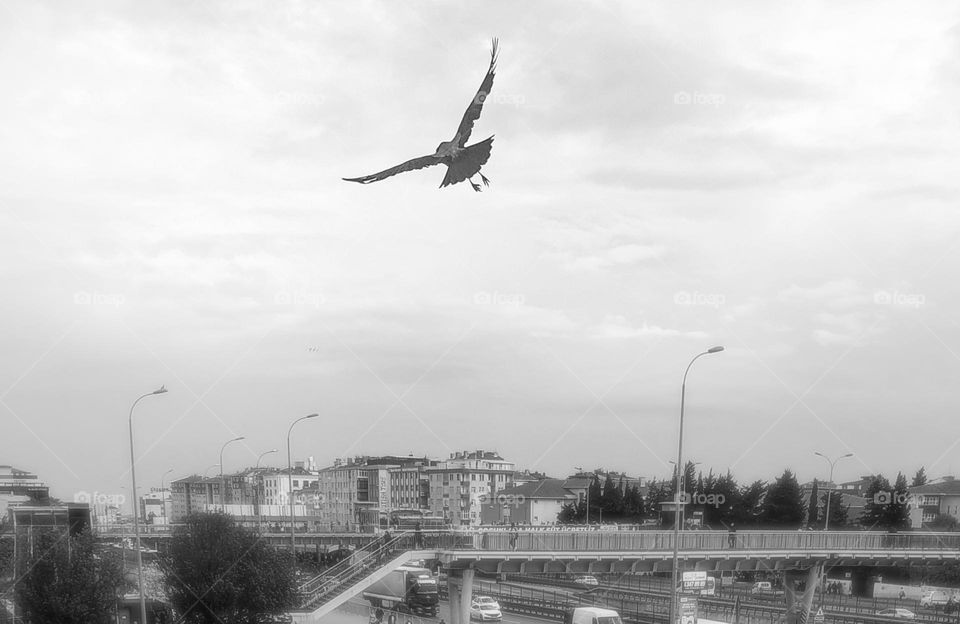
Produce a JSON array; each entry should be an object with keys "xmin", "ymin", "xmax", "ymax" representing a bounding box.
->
[
  {"xmin": 563, "ymin": 607, "xmax": 623, "ymax": 624},
  {"xmin": 362, "ymin": 564, "xmax": 439, "ymax": 616}
]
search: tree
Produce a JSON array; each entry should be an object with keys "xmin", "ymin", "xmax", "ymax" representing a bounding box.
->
[
  {"xmin": 762, "ymin": 470, "xmax": 805, "ymax": 528},
  {"xmin": 588, "ymin": 475, "xmax": 602, "ymax": 521},
  {"xmin": 710, "ymin": 471, "xmax": 741, "ymax": 527},
  {"xmin": 888, "ymin": 472, "xmax": 911, "ymax": 530},
  {"xmin": 164, "ymin": 512, "xmax": 297, "ymax": 623},
  {"xmin": 645, "ymin": 479, "xmax": 668, "ymax": 522},
  {"xmin": 912, "ymin": 467, "xmax": 928, "ymax": 487},
  {"xmin": 600, "ymin": 473, "xmax": 623, "ymax": 519},
  {"xmin": 558, "ymin": 500, "xmax": 585, "ymax": 524},
  {"xmin": 928, "ymin": 513, "xmax": 960, "ymax": 531},
  {"xmin": 808, "ymin": 480, "xmax": 821, "ymax": 528},
  {"xmin": 15, "ymin": 530, "xmax": 123, "ymax": 624},
  {"xmin": 823, "ymin": 491, "xmax": 849, "ymax": 528},
  {"xmin": 736, "ymin": 480, "xmax": 767, "ymax": 527},
  {"xmin": 861, "ymin": 475, "xmax": 893, "ymax": 529}
]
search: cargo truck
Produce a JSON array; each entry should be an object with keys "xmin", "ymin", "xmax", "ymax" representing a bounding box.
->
[{"xmin": 363, "ymin": 564, "xmax": 439, "ymax": 615}]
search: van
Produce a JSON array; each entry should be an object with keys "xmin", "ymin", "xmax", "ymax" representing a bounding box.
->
[
  {"xmin": 751, "ymin": 582, "xmax": 773, "ymax": 594},
  {"xmin": 563, "ymin": 607, "xmax": 623, "ymax": 624},
  {"xmin": 920, "ymin": 591, "xmax": 949, "ymax": 608}
]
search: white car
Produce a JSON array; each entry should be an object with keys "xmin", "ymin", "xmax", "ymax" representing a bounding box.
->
[
  {"xmin": 877, "ymin": 608, "xmax": 916, "ymax": 619},
  {"xmin": 574, "ymin": 575, "xmax": 599, "ymax": 587},
  {"xmin": 471, "ymin": 597, "xmax": 503, "ymax": 621}
]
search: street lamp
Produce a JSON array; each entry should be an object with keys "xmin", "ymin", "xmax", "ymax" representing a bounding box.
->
[
  {"xmin": 288, "ymin": 413, "xmax": 319, "ymax": 566},
  {"xmin": 219, "ymin": 436, "xmax": 246, "ymax": 512},
  {"xmin": 256, "ymin": 449, "xmax": 278, "ymax": 531},
  {"xmin": 814, "ymin": 452, "xmax": 853, "ymax": 530},
  {"xmin": 128, "ymin": 385, "xmax": 168, "ymax": 624},
  {"xmin": 574, "ymin": 466, "xmax": 591, "ymax": 525},
  {"xmin": 161, "ymin": 468, "xmax": 173, "ymax": 521},
  {"xmin": 669, "ymin": 347, "xmax": 723, "ymax": 624}
]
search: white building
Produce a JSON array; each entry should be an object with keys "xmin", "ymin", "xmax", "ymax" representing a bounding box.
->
[{"xmin": 427, "ymin": 450, "xmax": 515, "ymax": 526}]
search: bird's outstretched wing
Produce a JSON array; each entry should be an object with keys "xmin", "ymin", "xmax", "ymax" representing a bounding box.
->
[
  {"xmin": 343, "ymin": 154, "xmax": 442, "ymax": 184},
  {"xmin": 454, "ymin": 38, "xmax": 498, "ymax": 147}
]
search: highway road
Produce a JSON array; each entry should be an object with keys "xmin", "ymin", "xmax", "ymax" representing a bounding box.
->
[{"xmin": 319, "ymin": 597, "xmax": 560, "ymax": 624}]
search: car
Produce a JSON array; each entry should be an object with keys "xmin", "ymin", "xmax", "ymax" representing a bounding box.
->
[
  {"xmin": 920, "ymin": 590, "xmax": 950, "ymax": 608},
  {"xmin": 470, "ymin": 597, "xmax": 503, "ymax": 621},
  {"xmin": 751, "ymin": 581, "xmax": 773, "ymax": 594},
  {"xmin": 574, "ymin": 575, "xmax": 599, "ymax": 587},
  {"xmin": 474, "ymin": 596, "xmax": 501, "ymax": 610},
  {"xmin": 877, "ymin": 608, "xmax": 916, "ymax": 619}
]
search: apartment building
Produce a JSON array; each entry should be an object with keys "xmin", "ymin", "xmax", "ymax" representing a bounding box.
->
[{"xmin": 426, "ymin": 450, "xmax": 515, "ymax": 526}]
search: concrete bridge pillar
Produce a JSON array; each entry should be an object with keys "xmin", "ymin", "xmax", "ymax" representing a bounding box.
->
[
  {"xmin": 447, "ymin": 568, "xmax": 475, "ymax": 624},
  {"xmin": 783, "ymin": 564, "xmax": 824, "ymax": 624}
]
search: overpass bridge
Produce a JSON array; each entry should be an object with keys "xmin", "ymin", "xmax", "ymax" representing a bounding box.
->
[{"xmin": 289, "ymin": 530, "xmax": 960, "ymax": 624}]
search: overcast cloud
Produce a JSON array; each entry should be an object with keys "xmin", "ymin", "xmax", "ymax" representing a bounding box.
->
[{"xmin": 2, "ymin": 0, "xmax": 960, "ymax": 503}]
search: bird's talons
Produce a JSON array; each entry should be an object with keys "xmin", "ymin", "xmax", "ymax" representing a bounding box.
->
[
  {"xmin": 480, "ymin": 173, "xmax": 490, "ymax": 187},
  {"xmin": 470, "ymin": 181, "xmax": 482, "ymax": 192}
]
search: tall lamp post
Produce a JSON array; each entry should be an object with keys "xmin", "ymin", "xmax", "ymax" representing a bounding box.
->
[
  {"xmin": 219, "ymin": 436, "xmax": 246, "ymax": 512},
  {"xmin": 814, "ymin": 452, "xmax": 853, "ymax": 530},
  {"xmin": 574, "ymin": 466, "xmax": 591, "ymax": 525},
  {"xmin": 128, "ymin": 385, "xmax": 168, "ymax": 624},
  {"xmin": 669, "ymin": 347, "xmax": 723, "ymax": 624},
  {"xmin": 256, "ymin": 449, "xmax": 278, "ymax": 531},
  {"xmin": 288, "ymin": 413, "xmax": 319, "ymax": 566},
  {"xmin": 161, "ymin": 468, "xmax": 173, "ymax": 522}
]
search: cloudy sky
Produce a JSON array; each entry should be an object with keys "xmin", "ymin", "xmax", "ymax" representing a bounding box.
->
[{"xmin": 2, "ymin": 0, "xmax": 960, "ymax": 505}]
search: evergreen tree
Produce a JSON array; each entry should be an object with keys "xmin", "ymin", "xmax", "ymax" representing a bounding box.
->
[
  {"xmin": 737, "ymin": 480, "xmax": 767, "ymax": 527},
  {"xmin": 912, "ymin": 467, "xmax": 928, "ymax": 487},
  {"xmin": 683, "ymin": 461, "xmax": 698, "ymax": 498},
  {"xmin": 860, "ymin": 474, "xmax": 893, "ymax": 529},
  {"xmin": 887, "ymin": 472, "xmax": 911, "ymax": 530},
  {"xmin": 808, "ymin": 479, "xmax": 821, "ymax": 528},
  {"xmin": 645, "ymin": 479, "xmax": 667, "ymax": 522},
  {"xmin": 588, "ymin": 474, "xmax": 602, "ymax": 522},
  {"xmin": 823, "ymin": 491, "xmax": 849, "ymax": 528},
  {"xmin": 761, "ymin": 469, "xmax": 805, "ymax": 528},
  {"xmin": 601, "ymin": 473, "xmax": 624, "ymax": 518},
  {"xmin": 712, "ymin": 471, "xmax": 741, "ymax": 527}
]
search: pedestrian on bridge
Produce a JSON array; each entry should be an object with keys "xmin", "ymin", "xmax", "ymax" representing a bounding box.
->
[{"xmin": 728, "ymin": 523, "xmax": 737, "ymax": 549}]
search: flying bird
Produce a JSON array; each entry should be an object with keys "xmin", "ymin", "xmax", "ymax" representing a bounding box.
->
[{"xmin": 344, "ymin": 38, "xmax": 499, "ymax": 192}]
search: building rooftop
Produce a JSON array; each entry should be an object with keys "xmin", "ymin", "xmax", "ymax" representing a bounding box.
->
[
  {"xmin": 497, "ymin": 479, "xmax": 579, "ymax": 500},
  {"xmin": 909, "ymin": 477, "xmax": 960, "ymax": 495}
]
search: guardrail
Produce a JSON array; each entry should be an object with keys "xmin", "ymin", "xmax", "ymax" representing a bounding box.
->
[{"xmin": 472, "ymin": 530, "xmax": 960, "ymax": 552}]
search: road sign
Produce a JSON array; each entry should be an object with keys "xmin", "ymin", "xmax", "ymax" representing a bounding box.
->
[
  {"xmin": 682, "ymin": 570, "xmax": 707, "ymax": 591},
  {"xmin": 814, "ymin": 608, "xmax": 825, "ymax": 624}
]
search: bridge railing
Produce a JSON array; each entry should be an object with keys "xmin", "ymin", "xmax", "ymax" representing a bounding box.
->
[{"xmin": 471, "ymin": 530, "xmax": 960, "ymax": 552}]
